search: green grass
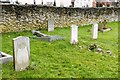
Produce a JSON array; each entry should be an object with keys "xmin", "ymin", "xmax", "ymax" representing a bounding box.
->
[{"xmin": 1, "ymin": 22, "xmax": 119, "ymax": 78}]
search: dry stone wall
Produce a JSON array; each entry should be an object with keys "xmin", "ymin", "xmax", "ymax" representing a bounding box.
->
[{"xmin": 0, "ymin": 4, "xmax": 119, "ymax": 33}]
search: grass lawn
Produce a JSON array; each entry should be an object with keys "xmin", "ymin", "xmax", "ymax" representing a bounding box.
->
[{"xmin": 1, "ymin": 22, "xmax": 119, "ymax": 78}]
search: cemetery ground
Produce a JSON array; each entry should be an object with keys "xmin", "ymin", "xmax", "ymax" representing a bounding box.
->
[{"xmin": 1, "ymin": 22, "xmax": 118, "ymax": 78}]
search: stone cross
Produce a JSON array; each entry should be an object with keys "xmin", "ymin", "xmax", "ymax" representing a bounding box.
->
[
  {"xmin": 92, "ymin": 23, "xmax": 98, "ymax": 39},
  {"xmin": 48, "ymin": 18, "xmax": 54, "ymax": 32},
  {"xmin": 70, "ymin": 25, "xmax": 78, "ymax": 44},
  {"xmin": 13, "ymin": 36, "xmax": 30, "ymax": 71}
]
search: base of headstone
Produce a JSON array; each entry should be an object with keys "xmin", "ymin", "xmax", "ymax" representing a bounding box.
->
[
  {"xmin": 0, "ymin": 52, "xmax": 13, "ymax": 64},
  {"xmin": 102, "ymin": 27, "xmax": 112, "ymax": 32},
  {"xmin": 33, "ymin": 36, "xmax": 64, "ymax": 42}
]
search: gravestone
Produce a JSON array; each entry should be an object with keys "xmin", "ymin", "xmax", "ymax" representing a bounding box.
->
[
  {"xmin": 92, "ymin": 23, "xmax": 98, "ymax": 39},
  {"xmin": 0, "ymin": 52, "xmax": 13, "ymax": 64},
  {"xmin": 32, "ymin": 30, "xmax": 63, "ymax": 42},
  {"xmin": 70, "ymin": 25, "xmax": 78, "ymax": 44},
  {"xmin": 98, "ymin": 20, "xmax": 112, "ymax": 32},
  {"xmin": 48, "ymin": 18, "xmax": 54, "ymax": 32},
  {"xmin": 13, "ymin": 36, "xmax": 30, "ymax": 71}
]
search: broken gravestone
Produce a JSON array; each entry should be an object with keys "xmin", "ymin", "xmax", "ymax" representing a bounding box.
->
[
  {"xmin": 13, "ymin": 36, "xmax": 30, "ymax": 71},
  {"xmin": 32, "ymin": 30, "xmax": 64, "ymax": 42},
  {"xmin": 0, "ymin": 52, "xmax": 13, "ymax": 64},
  {"xmin": 48, "ymin": 18, "xmax": 54, "ymax": 32},
  {"xmin": 70, "ymin": 25, "xmax": 78, "ymax": 44}
]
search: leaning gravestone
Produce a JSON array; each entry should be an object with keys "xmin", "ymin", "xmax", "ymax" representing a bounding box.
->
[
  {"xmin": 48, "ymin": 18, "xmax": 54, "ymax": 32},
  {"xmin": 92, "ymin": 23, "xmax": 98, "ymax": 39},
  {"xmin": 13, "ymin": 36, "xmax": 30, "ymax": 71},
  {"xmin": 70, "ymin": 25, "xmax": 78, "ymax": 44},
  {"xmin": 32, "ymin": 30, "xmax": 63, "ymax": 42}
]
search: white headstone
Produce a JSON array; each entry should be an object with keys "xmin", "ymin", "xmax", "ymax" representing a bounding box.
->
[
  {"xmin": 48, "ymin": 19, "xmax": 54, "ymax": 32},
  {"xmin": 13, "ymin": 36, "xmax": 30, "ymax": 71},
  {"xmin": 70, "ymin": 25, "xmax": 78, "ymax": 44},
  {"xmin": 92, "ymin": 23, "xmax": 98, "ymax": 39}
]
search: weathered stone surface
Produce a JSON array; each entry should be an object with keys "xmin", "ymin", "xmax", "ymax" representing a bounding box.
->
[
  {"xmin": 32, "ymin": 30, "xmax": 63, "ymax": 42},
  {"xmin": 33, "ymin": 35, "xmax": 64, "ymax": 42},
  {"xmin": 32, "ymin": 30, "xmax": 47, "ymax": 37},
  {"xmin": 13, "ymin": 36, "xmax": 30, "ymax": 71},
  {"xmin": 70, "ymin": 25, "xmax": 78, "ymax": 44},
  {"xmin": 92, "ymin": 23, "xmax": 98, "ymax": 39},
  {"xmin": 48, "ymin": 18, "xmax": 54, "ymax": 32},
  {"xmin": 0, "ymin": 4, "xmax": 119, "ymax": 33},
  {"xmin": 102, "ymin": 27, "xmax": 112, "ymax": 32},
  {"xmin": 0, "ymin": 52, "xmax": 13, "ymax": 64}
]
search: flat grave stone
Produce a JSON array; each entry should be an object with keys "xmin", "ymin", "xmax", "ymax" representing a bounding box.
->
[
  {"xmin": 70, "ymin": 25, "xmax": 78, "ymax": 44},
  {"xmin": 0, "ymin": 52, "xmax": 13, "ymax": 64},
  {"xmin": 13, "ymin": 36, "xmax": 30, "ymax": 71},
  {"xmin": 33, "ymin": 35, "xmax": 63, "ymax": 42},
  {"xmin": 48, "ymin": 18, "xmax": 54, "ymax": 32},
  {"xmin": 32, "ymin": 30, "xmax": 64, "ymax": 42}
]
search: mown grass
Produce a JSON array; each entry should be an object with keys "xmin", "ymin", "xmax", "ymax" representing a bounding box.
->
[{"xmin": 1, "ymin": 22, "xmax": 119, "ymax": 78}]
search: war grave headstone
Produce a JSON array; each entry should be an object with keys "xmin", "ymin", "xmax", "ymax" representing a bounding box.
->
[
  {"xmin": 13, "ymin": 36, "xmax": 30, "ymax": 71},
  {"xmin": 92, "ymin": 23, "xmax": 98, "ymax": 39},
  {"xmin": 32, "ymin": 30, "xmax": 64, "ymax": 42},
  {"xmin": 48, "ymin": 18, "xmax": 54, "ymax": 32},
  {"xmin": 70, "ymin": 25, "xmax": 78, "ymax": 44}
]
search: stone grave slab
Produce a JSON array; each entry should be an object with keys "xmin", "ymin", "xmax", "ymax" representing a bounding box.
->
[
  {"xmin": 33, "ymin": 35, "xmax": 63, "ymax": 42},
  {"xmin": 98, "ymin": 20, "xmax": 112, "ymax": 32},
  {"xmin": 70, "ymin": 25, "xmax": 78, "ymax": 44},
  {"xmin": 0, "ymin": 52, "xmax": 13, "ymax": 64},
  {"xmin": 32, "ymin": 30, "xmax": 64, "ymax": 42},
  {"xmin": 13, "ymin": 36, "xmax": 30, "ymax": 71},
  {"xmin": 102, "ymin": 27, "xmax": 112, "ymax": 32},
  {"xmin": 48, "ymin": 18, "xmax": 54, "ymax": 32}
]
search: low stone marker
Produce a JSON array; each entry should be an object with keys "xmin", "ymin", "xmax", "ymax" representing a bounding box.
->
[
  {"xmin": 48, "ymin": 18, "xmax": 54, "ymax": 32},
  {"xmin": 32, "ymin": 30, "xmax": 64, "ymax": 42},
  {"xmin": 0, "ymin": 52, "xmax": 13, "ymax": 64},
  {"xmin": 70, "ymin": 25, "xmax": 78, "ymax": 44},
  {"xmin": 13, "ymin": 36, "xmax": 30, "ymax": 71},
  {"xmin": 98, "ymin": 20, "xmax": 112, "ymax": 32},
  {"xmin": 92, "ymin": 23, "xmax": 98, "ymax": 39}
]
